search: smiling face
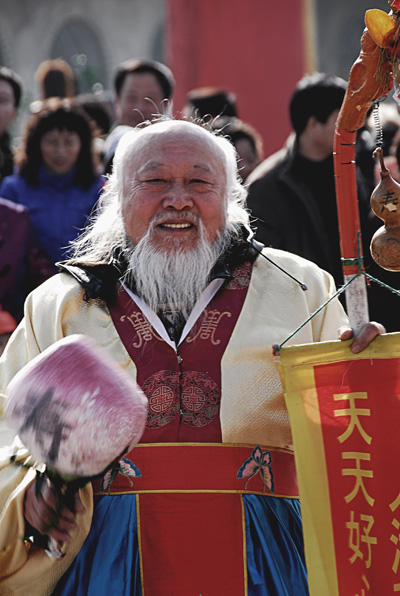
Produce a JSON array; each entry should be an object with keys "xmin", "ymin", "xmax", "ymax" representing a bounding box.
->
[
  {"xmin": 121, "ymin": 122, "xmax": 227, "ymax": 253},
  {"xmin": 40, "ymin": 128, "xmax": 81, "ymax": 175}
]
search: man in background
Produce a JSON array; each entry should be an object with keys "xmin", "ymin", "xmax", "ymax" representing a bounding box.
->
[
  {"xmin": 246, "ymin": 72, "xmax": 372, "ymax": 292},
  {"xmin": 246, "ymin": 72, "xmax": 400, "ymax": 331},
  {"xmin": 103, "ymin": 58, "xmax": 175, "ymax": 173}
]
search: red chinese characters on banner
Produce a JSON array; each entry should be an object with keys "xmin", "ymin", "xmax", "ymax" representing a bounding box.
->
[{"xmin": 314, "ymin": 358, "xmax": 400, "ymax": 595}]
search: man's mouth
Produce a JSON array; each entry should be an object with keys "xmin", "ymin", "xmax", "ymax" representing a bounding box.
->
[{"xmin": 158, "ymin": 222, "xmax": 194, "ymax": 230}]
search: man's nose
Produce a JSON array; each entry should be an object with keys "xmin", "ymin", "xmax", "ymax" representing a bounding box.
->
[{"xmin": 162, "ymin": 182, "xmax": 194, "ymax": 210}]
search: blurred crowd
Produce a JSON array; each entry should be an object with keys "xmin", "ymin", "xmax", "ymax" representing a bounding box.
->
[{"xmin": 1, "ymin": 56, "xmax": 399, "ymax": 353}]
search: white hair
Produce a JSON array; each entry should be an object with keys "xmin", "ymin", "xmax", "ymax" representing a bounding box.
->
[{"xmin": 69, "ymin": 119, "xmax": 250, "ymax": 263}]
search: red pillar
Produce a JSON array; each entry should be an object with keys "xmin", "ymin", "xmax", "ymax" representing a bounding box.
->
[{"xmin": 167, "ymin": 0, "xmax": 313, "ymax": 157}]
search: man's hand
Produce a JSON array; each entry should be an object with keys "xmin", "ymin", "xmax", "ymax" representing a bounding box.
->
[
  {"xmin": 338, "ymin": 321, "xmax": 386, "ymax": 354},
  {"xmin": 24, "ymin": 476, "xmax": 85, "ymax": 544}
]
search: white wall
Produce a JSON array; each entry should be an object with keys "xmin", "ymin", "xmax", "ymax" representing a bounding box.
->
[{"xmin": 0, "ymin": 0, "xmax": 167, "ymax": 104}]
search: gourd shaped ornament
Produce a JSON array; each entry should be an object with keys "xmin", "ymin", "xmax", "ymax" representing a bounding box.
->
[{"xmin": 370, "ymin": 147, "xmax": 400, "ymax": 271}]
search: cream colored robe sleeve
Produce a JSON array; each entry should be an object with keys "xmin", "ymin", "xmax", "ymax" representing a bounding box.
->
[{"xmin": 0, "ymin": 274, "xmax": 134, "ymax": 595}]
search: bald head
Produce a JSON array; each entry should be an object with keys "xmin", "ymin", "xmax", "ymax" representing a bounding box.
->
[{"xmin": 115, "ymin": 120, "xmax": 233, "ymax": 190}]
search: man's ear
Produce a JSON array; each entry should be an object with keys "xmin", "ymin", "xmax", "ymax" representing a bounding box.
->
[{"xmin": 306, "ymin": 115, "xmax": 319, "ymax": 131}]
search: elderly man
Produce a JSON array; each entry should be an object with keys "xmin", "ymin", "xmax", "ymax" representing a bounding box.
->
[{"xmin": 0, "ymin": 120, "xmax": 382, "ymax": 595}]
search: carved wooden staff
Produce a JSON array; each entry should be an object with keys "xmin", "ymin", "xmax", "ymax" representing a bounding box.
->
[{"xmin": 334, "ymin": 2, "xmax": 400, "ymax": 332}]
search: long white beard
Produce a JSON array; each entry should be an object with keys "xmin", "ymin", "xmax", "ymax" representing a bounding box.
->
[{"xmin": 124, "ymin": 219, "xmax": 231, "ymax": 323}]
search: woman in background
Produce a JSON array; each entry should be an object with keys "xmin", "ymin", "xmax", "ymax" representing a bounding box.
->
[{"xmin": 0, "ymin": 98, "xmax": 104, "ymax": 265}]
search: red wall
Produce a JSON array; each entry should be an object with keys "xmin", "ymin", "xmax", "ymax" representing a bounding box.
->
[{"xmin": 167, "ymin": 0, "xmax": 311, "ymax": 158}]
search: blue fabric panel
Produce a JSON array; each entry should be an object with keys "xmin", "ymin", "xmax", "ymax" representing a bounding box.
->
[
  {"xmin": 244, "ymin": 494, "xmax": 309, "ymax": 596},
  {"xmin": 55, "ymin": 493, "xmax": 309, "ymax": 596},
  {"xmin": 53, "ymin": 495, "xmax": 142, "ymax": 596}
]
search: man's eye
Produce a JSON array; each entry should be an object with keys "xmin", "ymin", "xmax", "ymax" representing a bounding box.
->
[
  {"xmin": 146, "ymin": 179, "xmax": 166, "ymax": 184},
  {"xmin": 189, "ymin": 179, "xmax": 211, "ymax": 186}
]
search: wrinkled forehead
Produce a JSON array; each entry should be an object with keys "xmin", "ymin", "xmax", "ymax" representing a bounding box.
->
[{"xmin": 121, "ymin": 121, "xmax": 227, "ymax": 172}]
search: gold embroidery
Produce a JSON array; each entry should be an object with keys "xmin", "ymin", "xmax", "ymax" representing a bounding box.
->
[
  {"xmin": 121, "ymin": 312, "xmax": 161, "ymax": 348},
  {"xmin": 149, "ymin": 385, "xmax": 175, "ymax": 413},
  {"xmin": 186, "ymin": 309, "xmax": 232, "ymax": 345}
]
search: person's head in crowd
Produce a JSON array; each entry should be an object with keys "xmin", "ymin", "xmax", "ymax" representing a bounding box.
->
[
  {"xmin": 75, "ymin": 93, "xmax": 113, "ymax": 137},
  {"xmin": 0, "ymin": 66, "xmax": 22, "ymax": 139},
  {"xmin": 16, "ymin": 98, "xmax": 99, "ymax": 188},
  {"xmin": 367, "ymin": 102, "xmax": 400, "ymax": 158},
  {"xmin": 183, "ymin": 87, "xmax": 238, "ymax": 122},
  {"xmin": 362, "ymin": 104, "xmax": 400, "ymax": 185},
  {"xmin": 74, "ymin": 93, "xmax": 114, "ymax": 165},
  {"xmin": 289, "ymin": 72, "xmax": 347, "ymax": 160},
  {"xmin": 114, "ymin": 58, "xmax": 175, "ymax": 127},
  {"xmin": 70, "ymin": 119, "xmax": 248, "ymax": 317},
  {"xmin": 214, "ymin": 117, "xmax": 263, "ymax": 182},
  {"xmin": 34, "ymin": 58, "xmax": 76, "ymax": 100}
]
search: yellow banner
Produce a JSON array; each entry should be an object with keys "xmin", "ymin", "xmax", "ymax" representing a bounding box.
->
[{"xmin": 279, "ymin": 333, "xmax": 400, "ymax": 596}]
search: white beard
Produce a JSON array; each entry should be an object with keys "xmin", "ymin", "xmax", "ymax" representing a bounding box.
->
[{"xmin": 124, "ymin": 218, "xmax": 231, "ymax": 324}]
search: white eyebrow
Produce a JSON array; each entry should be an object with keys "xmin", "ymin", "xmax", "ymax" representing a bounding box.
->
[
  {"xmin": 138, "ymin": 161, "xmax": 214, "ymax": 175},
  {"xmin": 137, "ymin": 161, "xmax": 163, "ymax": 174},
  {"xmin": 193, "ymin": 164, "xmax": 213, "ymax": 172}
]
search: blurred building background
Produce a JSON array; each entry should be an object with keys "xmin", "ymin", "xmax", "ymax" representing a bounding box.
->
[{"xmin": 0, "ymin": 0, "xmax": 391, "ymax": 155}]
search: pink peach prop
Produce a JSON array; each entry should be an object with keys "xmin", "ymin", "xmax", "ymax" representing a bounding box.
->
[{"xmin": 5, "ymin": 334, "xmax": 148, "ymax": 479}]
